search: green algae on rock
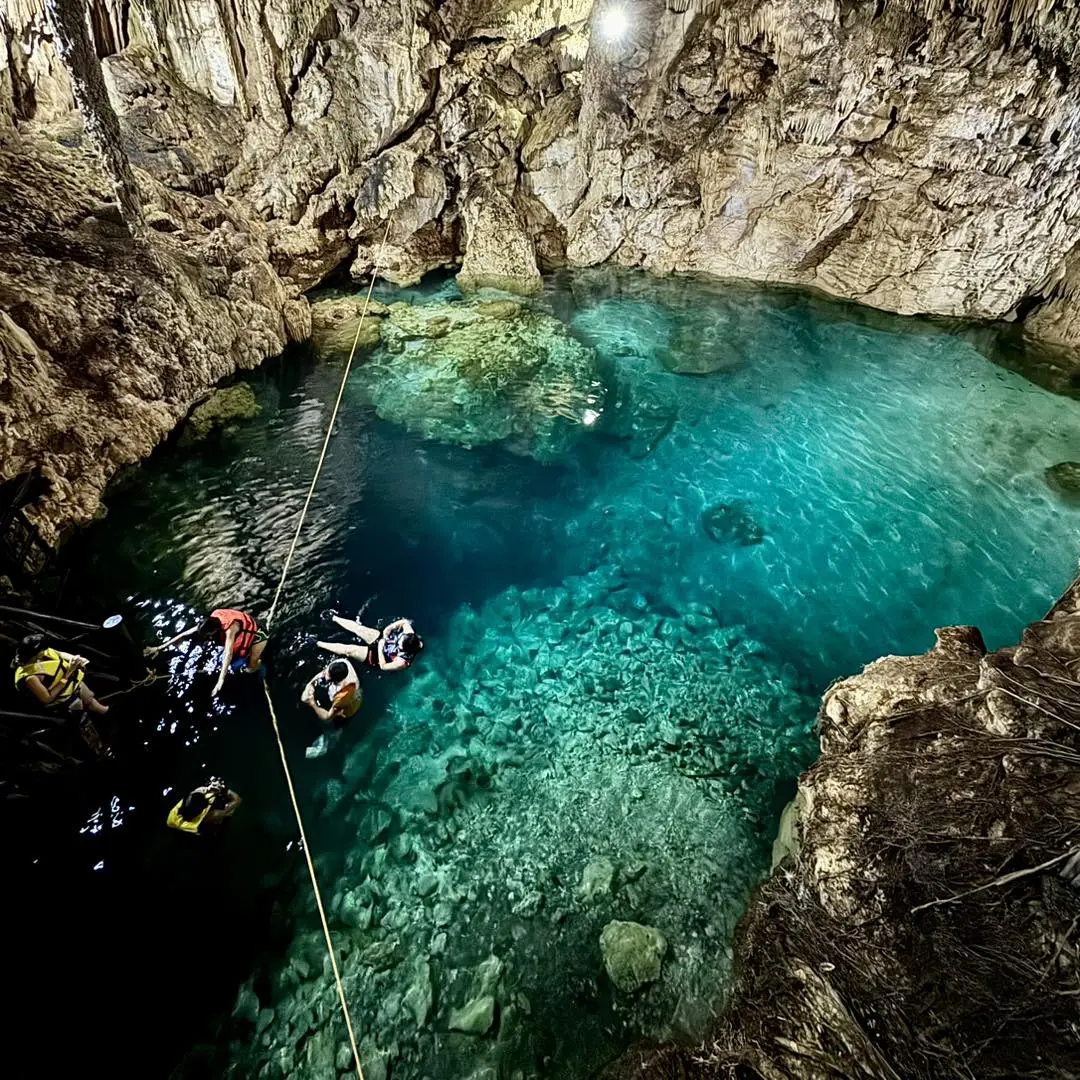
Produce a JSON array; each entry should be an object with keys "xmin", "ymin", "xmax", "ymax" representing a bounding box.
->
[
  {"xmin": 600, "ymin": 921, "xmax": 668, "ymax": 993},
  {"xmin": 357, "ymin": 298, "xmax": 605, "ymax": 460},
  {"xmin": 178, "ymin": 383, "xmax": 261, "ymax": 446}
]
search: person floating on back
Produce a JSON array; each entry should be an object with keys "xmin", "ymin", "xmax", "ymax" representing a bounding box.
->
[
  {"xmin": 301, "ymin": 658, "xmax": 362, "ymax": 758},
  {"xmin": 166, "ymin": 777, "xmax": 242, "ymax": 835},
  {"xmin": 144, "ymin": 608, "xmax": 268, "ymax": 696},
  {"xmin": 317, "ymin": 613, "xmax": 423, "ymax": 672},
  {"xmin": 13, "ymin": 634, "xmax": 109, "ymax": 716}
]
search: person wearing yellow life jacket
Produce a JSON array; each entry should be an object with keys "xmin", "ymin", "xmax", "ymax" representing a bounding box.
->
[
  {"xmin": 300, "ymin": 658, "xmax": 362, "ymax": 758},
  {"xmin": 13, "ymin": 634, "xmax": 109, "ymax": 716},
  {"xmin": 166, "ymin": 778, "xmax": 241, "ymax": 836},
  {"xmin": 145, "ymin": 607, "xmax": 268, "ymax": 697}
]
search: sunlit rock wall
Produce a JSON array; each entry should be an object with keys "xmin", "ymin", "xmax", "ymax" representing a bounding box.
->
[{"xmin": 6, "ymin": 0, "xmax": 1080, "ymax": 533}]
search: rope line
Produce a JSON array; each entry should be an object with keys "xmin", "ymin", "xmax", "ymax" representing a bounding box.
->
[
  {"xmin": 266, "ymin": 216, "xmax": 392, "ymax": 630},
  {"xmin": 260, "ymin": 217, "xmax": 394, "ymax": 1080}
]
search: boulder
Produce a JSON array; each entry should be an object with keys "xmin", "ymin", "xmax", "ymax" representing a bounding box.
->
[
  {"xmin": 402, "ymin": 959, "xmax": 433, "ymax": 1026},
  {"xmin": 599, "ymin": 921, "xmax": 667, "ymax": 993},
  {"xmin": 457, "ymin": 185, "xmax": 542, "ymax": 296},
  {"xmin": 358, "ymin": 299, "xmax": 605, "ymax": 461},
  {"xmin": 578, "ymin": 856, "xmax": 616, "ymax": 904},
  {"xmin": 179, "ymin": 384, "xmax": 261, "ymax": 445},
  {"xmin": 309, "ymin": 295, "xmax": 387, "ymax": 353},
  {"xmin": 1045, "ymin": 462, "xmax": 1080, "ymax": 501},
  {"xmin": 449, "ymin": 994, "xmax": 496, "ymax": 1034}
]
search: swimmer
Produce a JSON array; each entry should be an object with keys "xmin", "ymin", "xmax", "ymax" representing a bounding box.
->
[
  {"xmin": 145, "ymin": 608, "xmax": 268, "ymax": 696},
  {"xmin": 13, "ymin": 634, "xmax": 109, "ymax": 716},
  {"xmin": 317, "ymin": 614, "xmax": 423, "ymax": 673},
  {"xmin": 166, "ymin": 778, "xmax": 242, "ymax": 836},
  {"xmin": 301, "ymin": 658, "xmax": 362, "ymax": 758}
]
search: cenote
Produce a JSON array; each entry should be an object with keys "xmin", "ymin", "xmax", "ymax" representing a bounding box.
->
[{"xmin": 15, "ymin": 268, "xmax": 1080, "ymax": 1079}]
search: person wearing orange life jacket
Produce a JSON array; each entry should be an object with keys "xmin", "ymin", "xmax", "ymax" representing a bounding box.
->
[
  {"xmin": 144, "ymin": 608, "xmax": 268, "ymax": 697},
  {"xmin": 166, "ymin": 778, "xmax": 241, "ymax": 835}
]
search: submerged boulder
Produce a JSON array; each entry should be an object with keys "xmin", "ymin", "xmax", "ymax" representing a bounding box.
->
[
  {"xmin": 600, "ymin": 920, "xmax": 667, "ymax": 992},
  {"xmin": 701, "ymin": 500, "xmax": 765, "ymax": 546},
  {"xmin": 1044, "ymin": 461, "xmax": 1080, "ymax": 501},
  {"xmin": 179, "ymin": 383, "xmax": 261, "ymax": 446},
  {"xmin": 309, "ymin": 295, "xmax": 388, "ymax": 353},
  {"xmin": 357, "ymin": 298, "xmax": 605, "ymax": 460},
  {"xmin": 449, "ymin": 994, "xmax": 496, "ymax": 1034}
]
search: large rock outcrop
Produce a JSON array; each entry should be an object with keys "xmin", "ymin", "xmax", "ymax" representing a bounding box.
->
[
  {"xmin": 604, "ymin": 579, "xmax": 1080, "ymax": 1079},
  {"xmin": 7, "ymin": 0, "xmax": 1080, "ymax": 527}
]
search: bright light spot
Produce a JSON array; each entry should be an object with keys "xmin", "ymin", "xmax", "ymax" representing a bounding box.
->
[
  {"xmin": 582, "ymin": 408, "xmax": 601, "ymax": 426},
  {"xmin": 599, "ymin": 4, "xmax": 630, "ymax": 41},
  {"xmin": 93, "ymin": 861, "xmax": 105, "ymax": 871}
]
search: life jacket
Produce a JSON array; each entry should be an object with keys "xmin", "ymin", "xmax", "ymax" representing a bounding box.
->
[
  {"xmin": 210, "ymin": 609, "xmax": 259, "ymax": 659},
  {"xmin": 167, "ymin": 796, "xmax": 212, "ymax": 835},
  {"xmin": 330, "ymin": 673, "xmax": 362, "ymax": 720},
  {"xmin": 13, "ymin": 648, "xmax": 83, "ymax": 706}
]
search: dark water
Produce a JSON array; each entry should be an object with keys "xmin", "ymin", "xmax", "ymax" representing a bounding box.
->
[{"xmin": 8, "ymin": 269, "xmax": 1080, "ymax": 1078}]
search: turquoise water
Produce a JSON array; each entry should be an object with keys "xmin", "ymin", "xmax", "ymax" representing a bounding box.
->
[{"xmin": 31, "ymin": 270, "xmax": 1080, "ymax": 1078}]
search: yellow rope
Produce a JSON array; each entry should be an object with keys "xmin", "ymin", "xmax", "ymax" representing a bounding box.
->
[
  {"xmin": 266, "ymin": 217, "xmax": 392, "ymax": 630},
  {"xmin": 260, "ymin": 217, "xmax": 394, "ymax": 1080}
]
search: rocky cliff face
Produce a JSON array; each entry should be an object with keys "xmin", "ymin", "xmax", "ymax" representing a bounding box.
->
[
  {"xmin": 604, "ymin": 579, "xmax": 1080, "ymax": 1080},
  {"xmin": 6, "ymin": 0, "xmax": 1080, "ymax": 535}
]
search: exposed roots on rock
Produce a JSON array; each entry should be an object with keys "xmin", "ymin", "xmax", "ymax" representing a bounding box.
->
[{"xmin": 603, "ymin": 578, "xmax": 1080, "ymax": 1080}]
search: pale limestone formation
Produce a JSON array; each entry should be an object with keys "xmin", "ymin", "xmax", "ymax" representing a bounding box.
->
[{"xmin": 6, "ymin": 0, "xmax": 1080, "ymax": 532}]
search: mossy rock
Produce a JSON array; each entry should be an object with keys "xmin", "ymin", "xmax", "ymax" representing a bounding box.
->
[
  {"xmin": 600, "ymin": 920, "xmax": 667, "ymax": 993},
  {"xmin": 179, "ymin": 384, "xmax": 261, "ymax": 446},
  {"xmin": 1045, "ymin": 461, "xmax": 1080, "ymax": 501},
  {"xmin": 358, "ymin": 298, "xmax": 605, "ymax": 460}
]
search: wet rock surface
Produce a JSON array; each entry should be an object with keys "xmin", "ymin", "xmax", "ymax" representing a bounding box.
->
[{"xmin": 8, "ymin": 1, "xmax": 1080, "ymax": 533}]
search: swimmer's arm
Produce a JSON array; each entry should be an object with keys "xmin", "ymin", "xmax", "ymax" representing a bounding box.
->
[
  {"xmin": 145, "ymin": 625, "xmax": 200, "ymax": 656},
  {"xmin": 24, "ymin": 674, "xmax": 56, "ymax": 705},
  {"xmin": 212, "ymin": 624, "xmax": 238, "ymax": 697}
]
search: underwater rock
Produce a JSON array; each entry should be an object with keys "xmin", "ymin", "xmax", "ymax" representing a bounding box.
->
[
  {"xmin": 402, "ymin": 959, "xmax": 433, "ymax": 1027},
  {"xmin": 415, "ymin": 870, "xmax": 439, "ymax": 898},
  {"xmin": 449, "ymin": 994, "xmax": 496, "ymax": 1035},
  {"xmin": 232, "ymin": 983, "xmax": 260, "ymax": 1024},
  {"xmin": 477, "ymin": 300, "xmax": 523, "ymax": 320},
  {"xmin": 178, "ymin": 384, "xmax": 261, "ymax": 446},
  {"xmin": 358, "ymin": 299, "xmax": 605, "ymax": 461},
  {"xmin": 359, "ymin": 937, "xmax": 400, "ymax": 972},
  {"xmin": 309, "ymin": 295, "xmax": 386, "ymax": 353},
  {"xmin": 358, "ymin": 1038, "xmax": 391, "ymax": 1080},
  {"xmin": 473, "ymin": 954, "xmax": 505, "ymax": 998},
  {"xmin": 511, "ymin": 891, "xmax": 544, "ymax": 918},
  {"xmin": 579, "ymin": 857, "xmax": 616, "ymax": 904},
  {"xmin": 1044, "ymin": 461, "xmax": 1080, "ymax": 500},
  {"xmin": 701, "ymin": 501, "xmax": 766, "ymax": 547},
  {"xmin": 600, "ymin": 921, "xmax": 667, "ymax": 993}
]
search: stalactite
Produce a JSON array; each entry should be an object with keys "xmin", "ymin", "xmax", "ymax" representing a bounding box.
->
[{"xmin": 43, "ymin": 0, "xmax": 145, "ymax": 237}]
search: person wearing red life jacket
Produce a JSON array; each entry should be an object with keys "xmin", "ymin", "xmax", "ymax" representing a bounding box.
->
[{"xmin": 145, "ymin": 607, "xmax": 268, "ymax": 697}]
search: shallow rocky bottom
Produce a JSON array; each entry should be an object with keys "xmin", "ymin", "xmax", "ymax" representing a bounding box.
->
[{"xmin": 229, "ymin": 570, "xmax": 814, "ymax": 1079}]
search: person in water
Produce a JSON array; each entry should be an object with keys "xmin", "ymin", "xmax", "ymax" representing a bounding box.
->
[
  {"xmin": 13, "ymin": 634, "xmax": 109, "ymax": 716},
  {"xmin": 300, "ymin": 658, "xmax": 362, "ymax": 758},
  {"xmin": 166, "ymin": 778, "xmax": 242, "ymax": 836},
  {"xmin": 317, "ymin": 613, "xmax": 423, "ymax": 672},
  {"xmin": 144, "ymin": 608, "xmax": 268, "ymax": 696}
]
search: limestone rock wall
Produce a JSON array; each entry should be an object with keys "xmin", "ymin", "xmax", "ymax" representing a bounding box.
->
[{"xmin": 7, "ymin": 0, "xmax": 1080, "ymax": 529}]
